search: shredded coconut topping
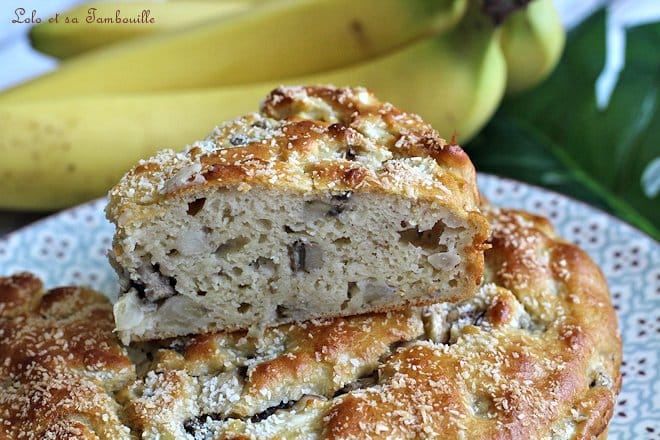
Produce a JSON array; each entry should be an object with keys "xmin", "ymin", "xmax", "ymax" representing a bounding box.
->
[{"xmin": 107, "ymin": 86, "xmax": 479, "ymax": 223}]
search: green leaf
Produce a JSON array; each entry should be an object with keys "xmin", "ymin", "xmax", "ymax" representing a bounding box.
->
[{"xmin": 467, "ymin": 9, "xmax": 660, "ymax": 240}]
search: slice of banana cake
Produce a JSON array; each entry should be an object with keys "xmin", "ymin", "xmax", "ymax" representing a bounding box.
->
[{"xmin": 106, "ymin": 85, "xmax": 489, "ymax": 343}]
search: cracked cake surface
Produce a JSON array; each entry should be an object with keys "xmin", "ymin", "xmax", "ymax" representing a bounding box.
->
[
  {"xmin": 0, "ymin": 207, "xmax": 621, "ymax": 439},
  {"xmin": 106, "ymin": 85, "xmax": 489, "ymax": 343}
]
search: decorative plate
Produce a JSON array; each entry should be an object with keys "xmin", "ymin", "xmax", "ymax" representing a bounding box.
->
[{"xmin": 0, "ymin": 174, "xmax": 657, "ymax": 439}]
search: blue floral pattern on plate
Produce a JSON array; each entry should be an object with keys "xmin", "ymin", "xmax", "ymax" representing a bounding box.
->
[{"xmin": 0, "ymin": 174, "xmax": 657, "ymax": 438}]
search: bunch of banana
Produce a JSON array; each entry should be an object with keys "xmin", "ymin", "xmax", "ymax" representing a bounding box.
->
[{"xmin": 0, "ymin": 0, "xmax": 565, "ymax": 210}]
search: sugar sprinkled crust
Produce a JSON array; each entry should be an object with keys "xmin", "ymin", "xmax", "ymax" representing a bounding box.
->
[
  {"xmin": 106, "ymin": 85, "xmax": 489, "ymax": 342},
  {"xmin": 0, "ymin": 273, "xmax": 135, "ymax": 439},
  {"xmin": 106, "ymin": 86, "xmax": 482, "ymax": 211},
  {"xmin": 0, "ymin": 207, "xmax": 621, "ymax": 439}
]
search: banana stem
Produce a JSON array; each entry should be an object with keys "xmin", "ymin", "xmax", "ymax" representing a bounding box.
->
[{"xmin": 482, "ymin": 0, "xmax": 532, "ymax": 24}]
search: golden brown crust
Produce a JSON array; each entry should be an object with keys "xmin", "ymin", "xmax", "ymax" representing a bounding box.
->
[
  {"xmin": 0, "ymin": 206, "xmax": 621, "ymax": 439},
  {"xmin": 0, "ymin": 274, "xmax": 135, "ymax": 439},
  {"xmin": 106, "ymin": 85, "xmax": 482, "ymax": 226},
  {"xmin": 0, "ymin": 271, "xmax": 44, "ymax": 318}
]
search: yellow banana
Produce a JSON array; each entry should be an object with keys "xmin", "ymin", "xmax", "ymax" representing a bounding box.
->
[
  {"xmin": 3, "ymin": 0, "xmax": 467, "ymax": 102},
  {"xmin": 29, "ymin": 1, "xmax": 250, "ymax": 60},
  {"xmin": 499, "ymin": 0, "xmax": 565, "ymax": 95},
  {"xmin": 0, "ymin": 1, "xmax": 505, "ymax": 210},
  {"xmin": 169, "ymin": 0, "xmax": 265, "ymax": 2}
]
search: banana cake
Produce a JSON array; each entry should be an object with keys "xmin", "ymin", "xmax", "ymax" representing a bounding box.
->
[
  {"xmin": 106, "ymin": 85, "xmax": 489, "ymax": 343},
  {"xmin": 0, "ymin": 206, "xmax": 621, "ymax": 439}
]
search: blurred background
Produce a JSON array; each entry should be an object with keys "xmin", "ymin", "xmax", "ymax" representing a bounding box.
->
[{"xmin": 0, "ymin": 0, "xmax": 658, "ymax": 239}]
